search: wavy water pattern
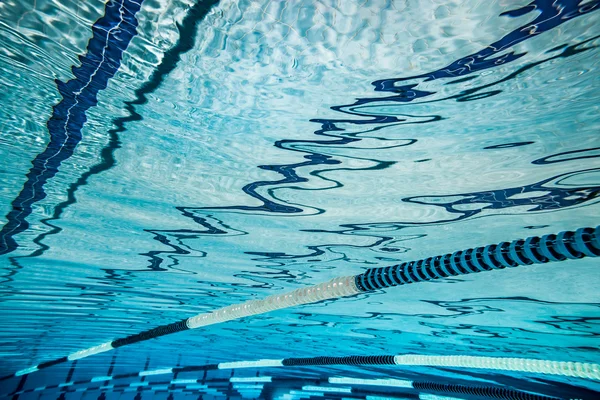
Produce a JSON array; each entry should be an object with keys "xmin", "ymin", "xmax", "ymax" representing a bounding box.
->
[
  {"xmin": 404, "ymin": 168, "xmax": 600, "ymax": 224},
  {"xmin": 5, "ymin": 0, "xmax": 221, "ymax": 268},
  {"xmin": 373, "ymin": 0, "xmax": 600, "ymax": 85},
  {"xmin": 0, "ymin": 0, "xmax": 143, "ymax": 255},
  {"xmin": 142, "ymin": 0, "xmax": 600, "ymax": 270},
  {"xmin": 189, "ymin": 0, "xmax": 599, "ymax": 218},
  {"xmin": 0, "ymin": 0, "xmax": 599, "ymax": 395}
]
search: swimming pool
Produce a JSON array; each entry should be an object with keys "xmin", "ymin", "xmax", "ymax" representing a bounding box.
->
[{"xmin": 0, "ymin": 0, "xmax": 599, "ymax": 398}]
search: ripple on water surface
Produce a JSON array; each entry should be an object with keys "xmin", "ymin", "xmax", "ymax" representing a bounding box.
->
[{"xmin": 0, "ymin": 0, "xmax": 598, "ymax": 393}]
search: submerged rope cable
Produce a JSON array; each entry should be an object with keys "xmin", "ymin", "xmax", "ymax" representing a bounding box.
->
[
  {"xmin": 7, "ymin": 377, "xmax": 560, "ymax": 400},
  {"xmin": 4, "ymin": 353, "xmax": 595, "ymax": 398},
  {"xmin": 3, "ymin": 226, "xmax": 599, "ymax": 380}
]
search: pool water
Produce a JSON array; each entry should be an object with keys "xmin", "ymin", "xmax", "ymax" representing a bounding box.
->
[{"xmin": 0, "ymin": 0, "xmax": 599, "ymax": 399}]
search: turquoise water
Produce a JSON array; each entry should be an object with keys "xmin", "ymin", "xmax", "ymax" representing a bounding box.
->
[{"xmin": 0, "ymin": 0, "xmax": 599, "ymax": 398}]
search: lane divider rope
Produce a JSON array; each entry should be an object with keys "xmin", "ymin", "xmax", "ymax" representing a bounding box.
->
[
  {"xmin": 7, "ymin": 379, "xmax": 560, "ymax": 400},
  {"xmin": 3, "ymin": 226, "xmax": 599, "ymax": 380},
  {"xmin": 3, "ymin": 354, "xmax": 588, "ymax": 399},
  {"xmin": 3, "ymin": 354, "xmax": 599, "ymax": 398}
]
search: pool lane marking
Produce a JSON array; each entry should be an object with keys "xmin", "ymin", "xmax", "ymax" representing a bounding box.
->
[{"xmin": 0, "ymin": 0, "xmax": 143, "ymax": 254}]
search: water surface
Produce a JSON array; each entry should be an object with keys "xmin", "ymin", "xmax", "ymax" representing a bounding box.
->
[{"xmin": 0, "ymin": 0, "xmax": 599, "ymax": 397}]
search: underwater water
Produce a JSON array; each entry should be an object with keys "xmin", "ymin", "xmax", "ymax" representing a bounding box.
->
[{"xmin": 0, "ymin": 0, "xmax": 599, "ymax": 398}]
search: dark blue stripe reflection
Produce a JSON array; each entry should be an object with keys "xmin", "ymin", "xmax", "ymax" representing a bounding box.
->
[{"xmin": 0, "ymin": 0, "xmax": 143, "ymax": 255}]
